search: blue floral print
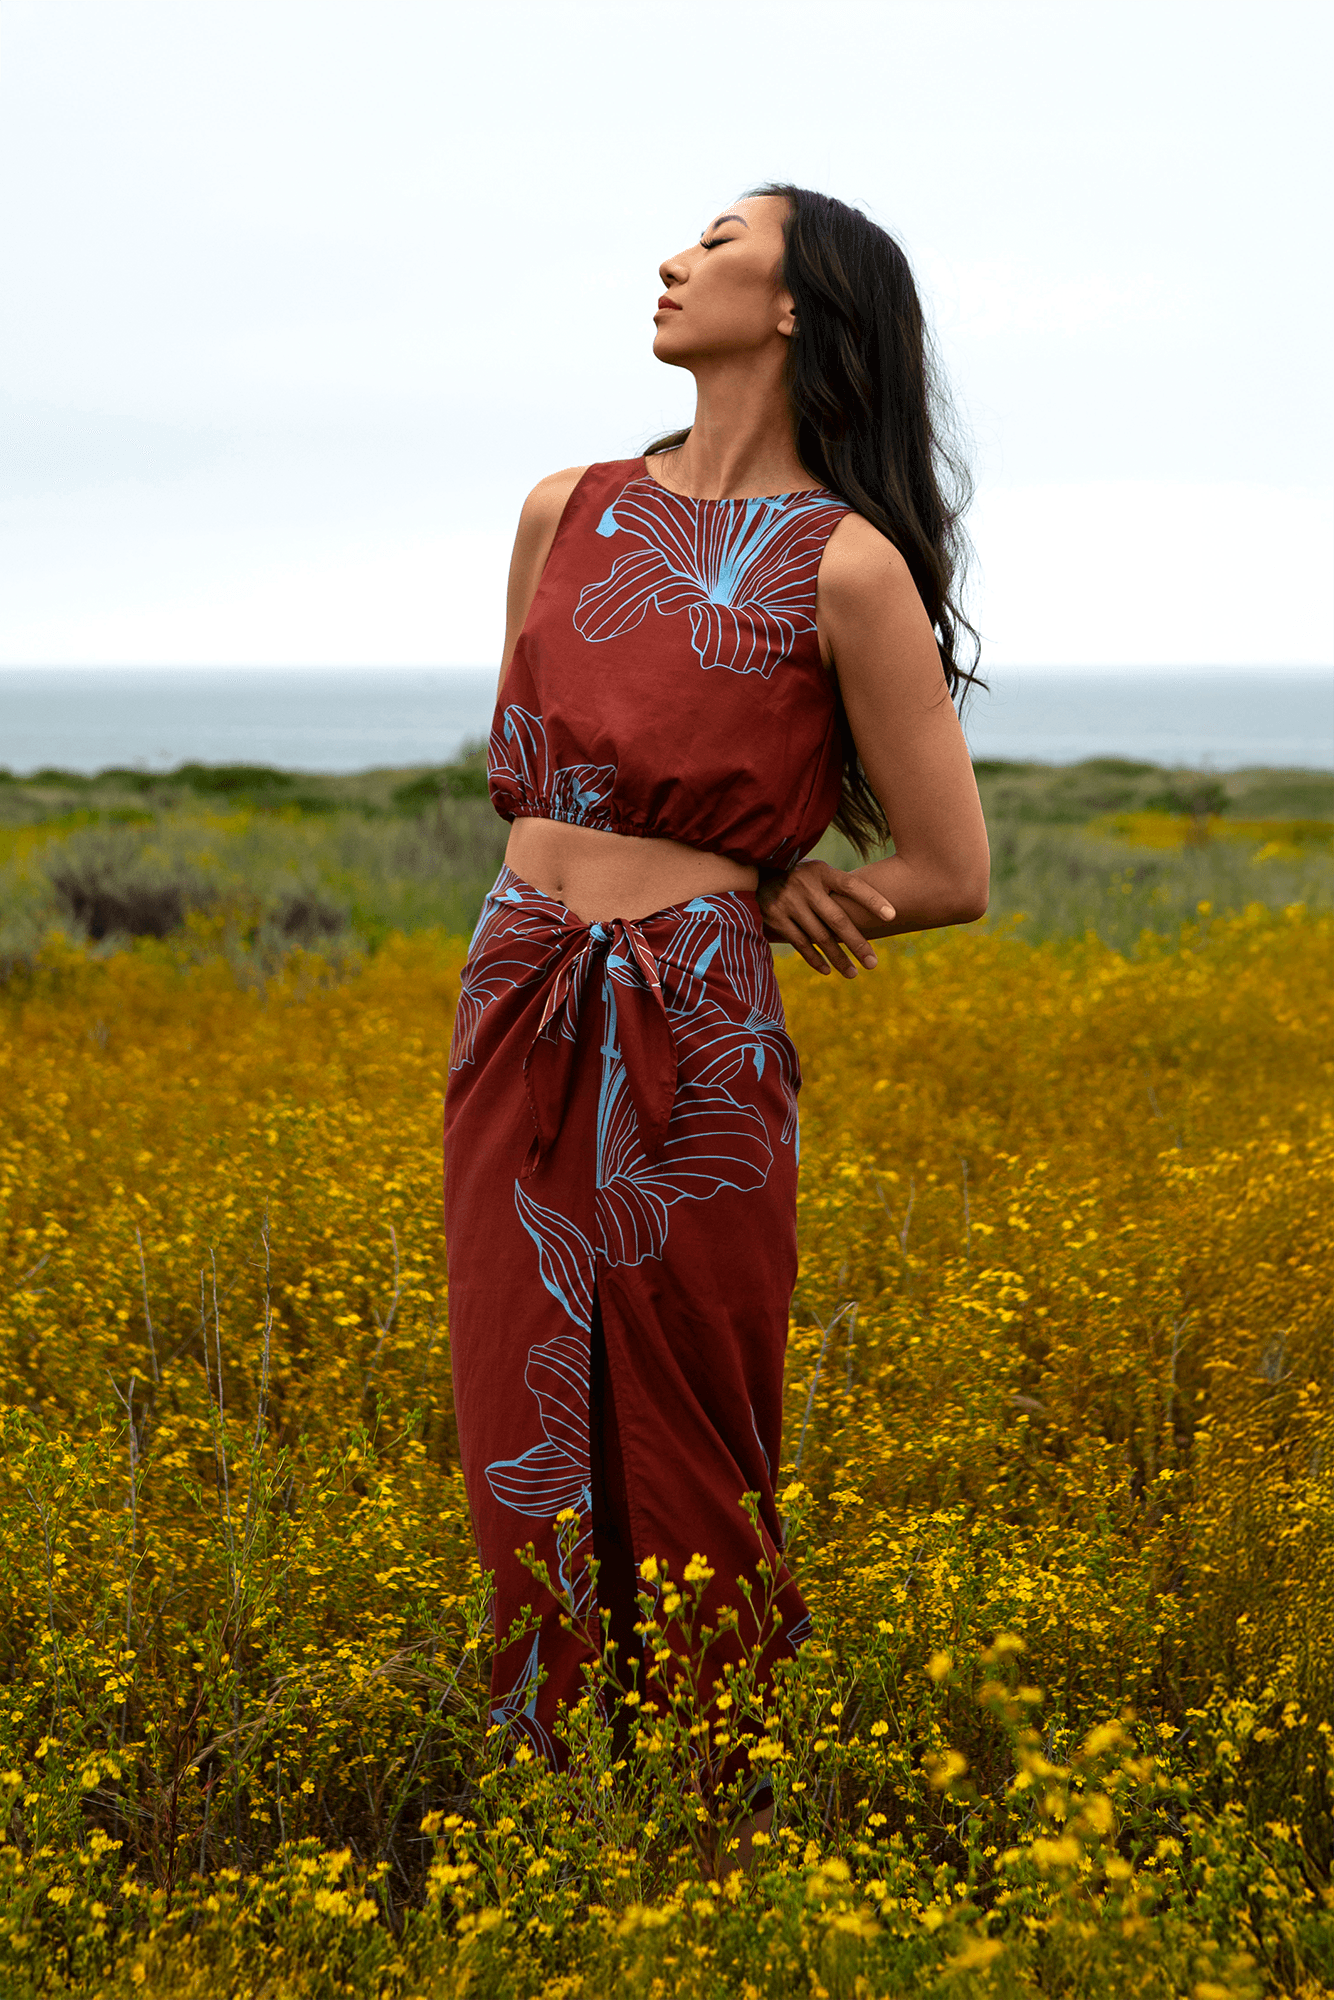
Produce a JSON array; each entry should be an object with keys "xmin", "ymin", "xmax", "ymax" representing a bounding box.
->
[
  {"xmin": 574, "ymin": 476, "xmax": 848, "ymax": 678},
  {"xmin": 488, "ymin": 704, "xmax": 617, "ymax": 828},
  {"xmin": 479, "ymin": 879, "xmax": 800, "ymax": 1598}
]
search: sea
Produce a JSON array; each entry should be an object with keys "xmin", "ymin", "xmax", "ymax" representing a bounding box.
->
[{"xmin": 0, "ymin": 666, "xmax": 1330, "ymax": 776}]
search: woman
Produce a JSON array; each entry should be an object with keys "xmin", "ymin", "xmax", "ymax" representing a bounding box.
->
[{"xmin": 443, "ymin": 185, "xmax": 989, "ymax": 1835}]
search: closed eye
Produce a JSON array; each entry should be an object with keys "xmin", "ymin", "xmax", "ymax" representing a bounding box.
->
[{"xmin": 700, "ymin": 236, "xmax": 734, "ymax": 249}]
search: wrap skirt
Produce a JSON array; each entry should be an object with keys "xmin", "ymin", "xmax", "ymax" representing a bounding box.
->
[{"xmin": 443, "ymin": 866, "xmax": 810, "ymax": 1765}]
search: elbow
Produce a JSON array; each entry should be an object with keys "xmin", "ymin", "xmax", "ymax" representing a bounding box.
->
[
  {"xmin": 896, "ymin": 848, "xmax": 991, "ymax": 928},
  {"xmin": 962, "ymin": 881, "xmax": 991, "ymax": 924},
  {"xmin": 946, "ymin": 866, "xmax": 990, "ymax": 926}
]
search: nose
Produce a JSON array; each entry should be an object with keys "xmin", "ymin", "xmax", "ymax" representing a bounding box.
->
[{"xmin": 658, "ymin": 248, "xmax": 689, "ymax": 287}]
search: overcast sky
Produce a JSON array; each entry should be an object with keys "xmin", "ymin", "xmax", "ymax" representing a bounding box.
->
[{"xmin": 1, "ymin": 0, "xmax": 1330, "ymax": 671}]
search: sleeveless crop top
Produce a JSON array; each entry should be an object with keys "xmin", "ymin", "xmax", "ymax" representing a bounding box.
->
[{"xmin": 487, "ymin": 457, "xmax": 853, "ymax": 871}]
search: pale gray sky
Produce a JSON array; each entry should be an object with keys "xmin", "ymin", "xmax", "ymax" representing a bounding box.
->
[{"xmin": 1, "ymin": 0, "xmax": 1330, "ymax": 669}]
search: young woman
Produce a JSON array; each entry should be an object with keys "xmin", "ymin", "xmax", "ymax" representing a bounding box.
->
[{"xmin": 443, "ymin": 185, "xmax": 989, "ymax": 1837}]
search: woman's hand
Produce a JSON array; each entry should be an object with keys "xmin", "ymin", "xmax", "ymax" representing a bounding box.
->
[{"xmin": 757, "ymin": 860, "xmax": 895, "ymax": 977}]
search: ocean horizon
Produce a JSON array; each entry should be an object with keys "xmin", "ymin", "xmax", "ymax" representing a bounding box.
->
[{"xmin": 1, "ymin": 665, "xmax": 1330, "ymax": 776}]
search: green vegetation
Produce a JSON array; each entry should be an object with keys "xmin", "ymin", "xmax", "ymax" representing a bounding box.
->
[
  {"xmin": 823, "ymin": 757, "xmax": 1334, "ymax": 945},
  {"xmin": 2, "ymin": 751, "xmax": 1330, "ymax": 974},
  {"xmin": 2, "ymin": 751, "xmax": 1332, "ymax": 1994},
  {"xmin": 0, "ymin": 744, "xmax": 506, "ymax": 969}
]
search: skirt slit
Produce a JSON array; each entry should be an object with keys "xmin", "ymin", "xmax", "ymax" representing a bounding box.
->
[{"xmin": 588, "ymin": 1283, "xmax": 642, "ymax": 1691}]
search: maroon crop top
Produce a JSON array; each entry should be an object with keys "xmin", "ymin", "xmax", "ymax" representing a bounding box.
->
[{"xmin": 487, "ymin": 457, "xmax": 852, "ymax": 871}]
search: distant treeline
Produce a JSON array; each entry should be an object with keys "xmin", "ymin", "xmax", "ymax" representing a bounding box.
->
[{"xmin": 3, "ymin": 749, "xmax": 1330, "ymax": 825}]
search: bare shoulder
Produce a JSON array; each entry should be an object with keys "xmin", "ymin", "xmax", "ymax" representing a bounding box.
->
[
  {"xmin": 818, "ymin": 510, "xmax": 916, "ymax": 608},
  {"xmin": 517, "ymin": 464, "xmax": 591, "ymax": 539}
]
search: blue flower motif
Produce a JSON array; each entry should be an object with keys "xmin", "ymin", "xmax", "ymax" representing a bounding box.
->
[
  {"xmin": 488, "ymin": 705, "xmax": 616, "ymax": 825},
  {"xmin": 449, "ymin": 869, "xmax": 558, "ymax": 1072},
  {"xmin": 483, "ymin": 1318, "xmax": 591, "ymax": 1527},
  {"xmin": 574, "ymin": 478, "xmax": 847, "ymax": 678},
  {"xmin": 593, "ymin": 969, "xmax": 773, "ymax": 1269},
  {"xmin": 484, "ymin": 1182, "xmax": 597, "ymax": 1617},
  {"xmin": 489, "ymin": 1632, "xmax": 558, "ymax": 1766},
  {"xmin": 661, "ymin": 900, "xmax": 802, "ymax": 1150}
]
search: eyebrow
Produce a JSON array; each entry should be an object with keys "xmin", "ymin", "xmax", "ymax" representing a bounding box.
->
[{"xmin": 708, "ymin": 212, "xmax": 749, "ymax": 230}]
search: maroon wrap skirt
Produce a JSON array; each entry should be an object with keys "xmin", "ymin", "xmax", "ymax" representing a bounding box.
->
[{"xmin": 443, "ymin": 866, "xmax": 810, "ymax": 1765}]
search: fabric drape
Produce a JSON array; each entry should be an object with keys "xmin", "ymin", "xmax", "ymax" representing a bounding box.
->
[{"xmin": 444, "ymin": 869, "xmax": 810, "ymax": 1759}]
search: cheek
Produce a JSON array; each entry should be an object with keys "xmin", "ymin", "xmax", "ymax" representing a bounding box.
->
[{"xmin": 712, "ymin": 267, "xmax": 778, "ymax": 329}]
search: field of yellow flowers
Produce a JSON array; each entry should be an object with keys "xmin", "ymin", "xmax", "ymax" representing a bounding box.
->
[{"xmin": 1, "ymin": 903, "xmax": 1331, "ymax": 1998}]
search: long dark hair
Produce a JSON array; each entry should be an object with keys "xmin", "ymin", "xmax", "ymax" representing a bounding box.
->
[{"xmin": 648, "ymin": 184, "xmax": 981, "ymax": 856}]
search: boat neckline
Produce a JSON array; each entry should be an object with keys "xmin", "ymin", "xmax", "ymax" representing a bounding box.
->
[{"xmin": 637, "ymin": 454, "xmax": 837, "ymax": 505}]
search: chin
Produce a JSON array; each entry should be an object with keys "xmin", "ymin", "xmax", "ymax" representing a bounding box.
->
[{"xmin": 651, "ymin": 330, "xmax": 691, "ymax": 366}]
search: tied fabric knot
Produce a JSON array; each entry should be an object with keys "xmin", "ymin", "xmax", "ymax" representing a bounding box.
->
[{"xmin": 522, "ymin": 914, "xmax": 678, "ymax": 1173}]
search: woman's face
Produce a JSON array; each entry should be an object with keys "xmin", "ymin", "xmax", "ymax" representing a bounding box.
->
[{"xmin": 653, "ymin": 195, "xmax": 794, "ymax": 366}]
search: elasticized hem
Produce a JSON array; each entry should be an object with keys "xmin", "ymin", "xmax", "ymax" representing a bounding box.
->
[{"xmin": 499, "ymin": 799, "xmax": 627, "ymax": 836}]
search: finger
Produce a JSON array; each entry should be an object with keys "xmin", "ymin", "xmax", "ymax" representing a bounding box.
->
[
  {"xmin": 772, "ymin": 885, "xmax": 866, "ymax": 977},
  {"xmin": 834, "ymin": 875, "xmax": 896, "ymax": 924},
  {"xmin": 798, "ymin": 888, "xmax": 880, "ymax": 970},
  {"xmin": 765, "ymin": 906, "xmax": 833, "ymax": 974},
  {"xmin": 780, "ymin": 905, "xmax": 852, "ymax": 976},
  {"xmin": 790, "ymin": 908, "xmax": 860, "ymax": 978}
]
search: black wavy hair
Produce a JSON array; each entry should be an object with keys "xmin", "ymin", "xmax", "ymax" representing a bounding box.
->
[{"xmin": 648, "ymin": 184, "xmax": 981, "ymax": 856}]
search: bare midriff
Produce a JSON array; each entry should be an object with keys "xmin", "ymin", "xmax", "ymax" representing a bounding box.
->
[{"xmin": 504, "ymin": 817, "xmax": 759, "ymax": 925}]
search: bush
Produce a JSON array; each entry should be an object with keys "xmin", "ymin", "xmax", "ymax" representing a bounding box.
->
[
  {"xmin": 46, "ymin": 836, "xmax": 216, "ymax": 941},
  {"xmin": 167, "ymin": 763, "xmax": 297, "ymax": 796},
  {"xmin": 269, "ymin": 888, "xmax": 347, "ymax": 945},
  {"xmin": 1144, "ymin": 780, "xmax": 1231, "ymax": 819},
  {"xmin": 392, "ymin": 767, "xmax": 491, "ymax": 813}
]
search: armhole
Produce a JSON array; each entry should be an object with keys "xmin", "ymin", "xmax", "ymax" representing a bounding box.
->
[
  {"xmin": 539, "ymin": 461, "xmax": 601, "ymax": 579},
  {"xmin": 814, "ymin": 503, "xmax": 860, "ymax": 675},
  {"xmin": 497, "ymin": 463, "xmax": 601, "ymax": 702},
  {"xmin": 530, "ymin": 460, "xmax": 609, "ymax": 603}
]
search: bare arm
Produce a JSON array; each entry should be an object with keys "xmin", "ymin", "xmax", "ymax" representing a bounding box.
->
[
  {"xmin": 497, "ymin": 465, "xmax": 589, "ymax": 695},
  {"xmin": 759, "ymin": 514, "xmax": 990, "ymax": 976}
]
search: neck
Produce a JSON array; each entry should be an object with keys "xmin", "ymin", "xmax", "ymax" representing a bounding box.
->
[{"xmin": 658, "ymin": 351, "xmax": 811, "ymax": 499}]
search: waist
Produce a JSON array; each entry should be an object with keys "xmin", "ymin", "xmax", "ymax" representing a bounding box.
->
[
  {"xmin": 504, "ymin": 817, "xmax": 759, "ymax": 925},
  {"xmin": 453, "ymin": 863, "xmax": 778, "ymax": 1166}
]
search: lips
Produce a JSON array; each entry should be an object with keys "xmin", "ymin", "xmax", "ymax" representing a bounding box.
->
[{"xmin": 656, "ymin": 295, "xmax": 682, "ymax": 312}]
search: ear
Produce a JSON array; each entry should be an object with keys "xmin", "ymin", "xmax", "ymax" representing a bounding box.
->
[{"xmin": 776, "ymin": 288, "xmax": 797, "ymax": 340}]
